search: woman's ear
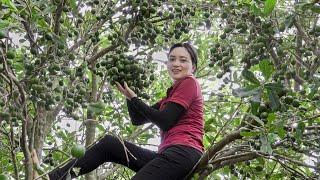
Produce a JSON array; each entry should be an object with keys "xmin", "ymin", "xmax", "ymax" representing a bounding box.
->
[{"xmin": 192, "ymin": 65, "xmax": 196, "ymax": 73}]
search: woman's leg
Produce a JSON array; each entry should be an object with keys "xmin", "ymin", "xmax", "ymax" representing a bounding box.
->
[
  {"xmin": 49, "ymin": 134, "xmax": 157, "ymax": 180},
  {"xmin": 131, "ymin": 145, "xmax": 202, "ymax": 180}
]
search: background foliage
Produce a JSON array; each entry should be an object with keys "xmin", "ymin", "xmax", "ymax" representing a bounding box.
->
[{"xmin": 0, "ymin": 0, "xmax": 319, "ymax": 179}]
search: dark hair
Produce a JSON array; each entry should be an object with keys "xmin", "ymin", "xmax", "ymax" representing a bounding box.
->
[{"xmin": 168, "ymin": 42, "xmax": 198, "ymax": 72}]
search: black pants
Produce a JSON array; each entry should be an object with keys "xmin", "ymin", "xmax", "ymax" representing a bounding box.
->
[{"xmin": 49, "ymin": 134, "xmax": 202, "ymax": 180}]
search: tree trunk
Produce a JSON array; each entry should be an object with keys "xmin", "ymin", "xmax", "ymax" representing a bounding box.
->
[
  {"xmin": 85, "ymin": 119, "xmax": 97, "ymax": 179},
  {"xmin": 85, "ymin": 71, "xmax": 98, "ymax": 180}
]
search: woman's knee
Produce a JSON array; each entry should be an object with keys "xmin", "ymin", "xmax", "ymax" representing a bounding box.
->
[{"xmin": 97, "ymin": 134, "xmax": 122, "ymax": 151}]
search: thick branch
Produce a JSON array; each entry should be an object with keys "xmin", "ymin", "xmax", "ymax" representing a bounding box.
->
[
  {"xmin": 293, "ymin": 21, "xmax": 312, "ymax": 48},
  {"xmin": 199, "ymin": 152, "xmax": 259, "ymax": 179},
  {"xmin": 53, "ymin": 0, "xmax": 65, "ymax": 34},
  {"xmin": 295, "ymin": 17, "xmax": 303, "ymax": 91},
  {"xmin": 294, "ymin": 20, "xmax": 320, "ymax": 57},
  {"xmin": 87, "ymin": 43, "xmax": 121, "ymax": 65},
  {"xmin": 196, "ymin": 129, "xmax": 242, "ymax": 170},
  {"xmin": 268, "ymin": 44, "xmax": 281, "ymax": 69}
]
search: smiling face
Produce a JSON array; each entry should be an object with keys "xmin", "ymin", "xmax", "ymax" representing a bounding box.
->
[{"xmin": 167, "ymin": 47, "xmax": 195, "ymax": 81}]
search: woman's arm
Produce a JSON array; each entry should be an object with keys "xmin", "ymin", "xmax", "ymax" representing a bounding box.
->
[
  {"xmin": 130, "ymin": 97, "xmax": 185, "ymax": 131},
  {"xmin": 127, "ymin": 99, "xmax": 160, "ymax": 125},
  {"xmin": 116, "ymin": 81, "xmax": 185, "ymax": 131}
]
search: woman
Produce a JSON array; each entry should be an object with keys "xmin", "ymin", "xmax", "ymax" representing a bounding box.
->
[{"xmin": 49, "ymin": 42, "xmax": 204, "ymax": 180}]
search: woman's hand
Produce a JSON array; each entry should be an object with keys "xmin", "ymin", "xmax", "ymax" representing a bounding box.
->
[{"xmin": 115, "ymin": 82, "xmax": 137, "ymax": 100}]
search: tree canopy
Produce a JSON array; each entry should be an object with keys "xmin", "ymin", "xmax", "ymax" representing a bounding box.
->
[{"xmin": 0, "ymin": 0, "xmax": 319, "ymax": 179}]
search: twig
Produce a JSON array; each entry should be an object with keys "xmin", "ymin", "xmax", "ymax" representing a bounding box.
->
[{"xmin": 274, "ymin": 153, "xmax": 319, "ymax": 170}]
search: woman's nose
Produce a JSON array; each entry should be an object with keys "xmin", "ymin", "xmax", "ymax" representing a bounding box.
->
[{"xmin": 171, "ymin": 60, "xmax": 179, "ymax": 66}]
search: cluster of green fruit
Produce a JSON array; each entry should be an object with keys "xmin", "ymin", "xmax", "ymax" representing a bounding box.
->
[
  {"xmin": 220, "ymin": 21, "xmax": 249, "ymax": 40},
  {"xmin": 163, "ymin": 18, "xmax": 191, "ymax": 41},
  {"xmin": 282, "ymin": 95, "xmax": 301, "ymax": 108},
  {"xmin": 27, "ymin": 69, "xmax": 85, "ymax": 114},
  {"xmin": 249, "ymin": 90, "xmax": 285, "ymax": 121},
  {"xmin": 88, "ymin": 0, "xmax": 115, "ymax": 19},
  {"xmin": 42, "ymin": 144, "xmax": 85, "ymax": 167},
  {"xmin": 254, "ymin": 92, "xmax": 305, "ymax": 122},
  {"xmin": 309, "ymin": 25, "xmax": 320, "ymax": 37},
  {"xmin": 27, "ymin": 77, "xmax": 55, "ymax": 111},
  {"xmin": 273, "ymin": 65, "xmax": 294, "ymax": 82},
  {"xmin": 258, "ymin": 21, "xmax": 275, "ymax": 35},
  {"xmin": 241, "ymin": 37, "xmax": 270, "ymax": 69},
  {"xmin": 0, "ymin": 103, "xmax": 23, "ymax": 127},
  {"xmin": 99, "ymin": 52, "xmax": 155, "ymax": 99},
  {"xmin": 254, "ymin": 103, "xmax": 272, "ymax": 120},
  {"xmin": 127, "ymin": 21, "xmax": 160, "ymax": 46},
  {"xmin": 228, "ymin": 163, "xmax": 257, "ymax": 178},
  {"xmin": 127, "ymin": 3, "xmax": 195, "ymax": 45},
  {"xmin": 131, "ymin": 0, "xmax": 159, "ymax": 19},
  {"xmin": 43, "ymin": 153, "xmax": 55, "ymax": 166},
  {"xmin": 62, "ymin": 84, "xmax": 88, "ymax": 115},
  {"xmin": 209, "ymin": 43, "xmax": 234, "ymax": 78}
]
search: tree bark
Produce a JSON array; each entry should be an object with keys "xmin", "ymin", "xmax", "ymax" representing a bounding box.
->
[
  {"xmin": 85, "ymin": 70, "xmax": 98, "ymax": 180},
  {"xmin": 295, "ymin": 17, "xmax": 302, "ymax": 91}
]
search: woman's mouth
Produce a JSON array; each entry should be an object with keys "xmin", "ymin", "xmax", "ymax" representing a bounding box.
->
[{"xmin": 172, "ymin": 69, "xmax": 181, "ymax": 73}]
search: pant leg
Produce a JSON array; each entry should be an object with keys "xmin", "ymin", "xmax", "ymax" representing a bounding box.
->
[
  {"xmin": 131, "ymin": 145, "xmax": 202, "ymax": 180},
  {"xmin": 49, "ymin": 134, "xmax": 157, "ymax": 180}
]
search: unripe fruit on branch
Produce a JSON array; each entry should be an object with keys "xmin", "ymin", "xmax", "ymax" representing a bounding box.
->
[{"xmin": 71, "ymin": 144, "xmax": 85, "ymax": 158}]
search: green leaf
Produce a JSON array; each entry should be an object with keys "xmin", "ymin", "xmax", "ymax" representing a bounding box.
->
[
  {"xmin": 42, "ymin": 5, "xmax": 56, "ymax": 15},
  {"xmin": 311, "ymin": 4, "xmax": 320, "ymax": 13},
  {"xmin": 251, "ymin": 101, "xmax": 260, "ymax": 115},
  {"xmin": 260, "ymin": 134, "xmax": 273, "ymax": 154},
  {"xmin": 263, "ymin": 0, "xmax": 277, "ymax": 16},
  {"xmin": 88, "ymin": 102, "xmax": 106, "ymax": 116},
  {"xmin": 247, "ymin": 113, "xmax": 265, "ymax": 127},
  {"xmin": 0, "ymin": 20, "xmax": 10, "ymax": 30},
  {"xmin": 259, "ymin": 59, "xmax": 274, "ymax": 80},
  {"xmin": 294, "ymin": 2, "xmax": 314, "ymax": 11},
  {"xmin": 270, "ymin": 119, "xmax": 286, "ymax": 138},
  {"xmin": 250, "ymin": 91, "xmax": 262, "ymax": 115},
  {"xmin": 96, "ymin": 124, "xmax": 106, "ymax": 133},
  {"xmin": 13, "ymin": 61, "xmax": 24, "ymax": 72},
  {"xmin": 70, "ymin": 0, "xmax": 77, "ymax": 11},
  {"xmin": 192, "ymin": 173, "xmax": 199, "ymax": 180},
  {"xmin": 297, "ymin": 122, "xmax": 305, "ymax": 133},
  {"xmin": 232, "ymin": 87, "xmax": 260, "ymax": 97},
  {"xmin": 240, "ymin": 130, "xmax": 261, "ymax": 137},
  {"xmin": 277, "ymin": 126, "xmax": 286, "ymax": 139},
  {"xmin": 267, "ymin": 133, "xmax": 277, "ymax": 143},
  {"xmin": 250, "ymin": 3, "xmax": 262, "ymax": 16},
  {"xmin": 267, "ymin": 89, "xmax": 281, "ymax": 111},
  {"xmin": 285, "ymin": 14, "xmax": 295, "ymax": 29},
  {"xmin": 267, "ymin": 113, "xmax": 276, "ymax": 122},
  {"xmin": 264, "ymin": 83, "xmax": 284, "ymax": 92},
  {"xmin": 57, "ymin": 130, "xmax": 68, "ymax": 141},
  {"xmin": 241, "ymin": 69, "xmax": 260, "ymax": 85},
  {"xmin": 294, "ymin": 122, "xmax": 306, "ymax": 144},
  {"xmin": 37, "ymin": 19, "xmax": 49, "ymax": 29},
  {"xmin": 251, "ymin": 90, "xmax": 262, "ymax": 102},
  {"xmin": 89, "ymin": 102, "xmax": 105, "ymax": 109},
  {"xmin": 2, "ymin": 0, "xmax": 18, "ymax": 11}
]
